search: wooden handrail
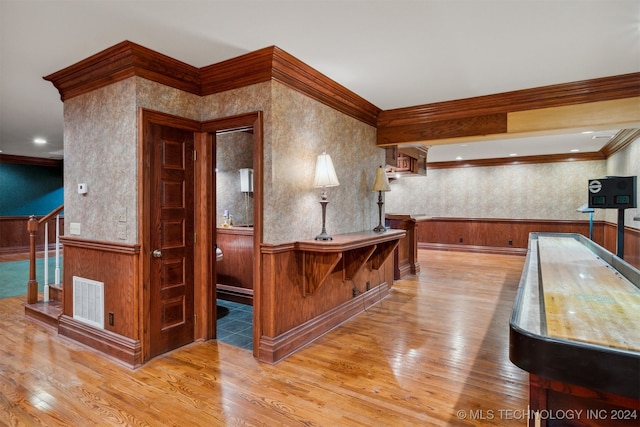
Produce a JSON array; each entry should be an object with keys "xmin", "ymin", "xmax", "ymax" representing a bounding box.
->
[
  {"xmin": 38, "ymin": 204, "xmax": 64, "ymax": 225},
  {"xmin": 27, "ymin": 205, "xmax": 64, "ymax": 304}
]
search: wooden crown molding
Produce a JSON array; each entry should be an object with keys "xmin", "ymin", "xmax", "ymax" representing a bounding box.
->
[
  {"xmin": 600, "ymin": 128, "xmax": 640, "ymax": 157},
  {"xmin": 42, "ymin": 40, "xmax": 636, "ymax": 134},
  {"xmin": 44, "ymin": 42, "xmax": 380, "ymax": 126},
  {"xmin": 378, "ymin": 73, "xmax": 640, "ymax": 127},
  {"xmin": 44, "ymin": 41, "xmax": 201, "ymax": 101},
  {"xmin": 427, "ymin": 151, "xmax": 605, "ymax": 170},
  {"xmin": 0, "ymin": 153, "xmax": 63, "ymax": 167}
]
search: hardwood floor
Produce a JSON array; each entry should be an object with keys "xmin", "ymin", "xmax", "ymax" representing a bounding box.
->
[{"xmin": 0, "ymin": 250, "xmax": 528, "ymax": 426}]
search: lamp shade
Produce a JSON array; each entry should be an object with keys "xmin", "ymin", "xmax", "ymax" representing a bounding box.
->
[
  {"xmin": 372, "ymin": 165, "xmax": 390, "ymax": 192},
  {"xmin": 314, "ymin": 152, "xmax": 340, "ymax": 187}
]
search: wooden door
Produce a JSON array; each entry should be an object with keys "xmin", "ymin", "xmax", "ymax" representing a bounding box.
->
[{"xmin": 148, "ymin": 123, "xmax": 195, "ymax": 358}]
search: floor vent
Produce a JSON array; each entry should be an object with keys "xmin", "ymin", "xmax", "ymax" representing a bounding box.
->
[{"xmin": 72, "ymin": 276, "xmax": 104, "ymax": 329}]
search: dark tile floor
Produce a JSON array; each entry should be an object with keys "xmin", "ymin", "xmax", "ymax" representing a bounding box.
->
[{"xmin": 216, "ymin": 299, "xmax": 253, "ymax": 351}]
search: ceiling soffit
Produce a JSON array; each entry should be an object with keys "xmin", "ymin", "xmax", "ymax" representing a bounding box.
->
[{"xmin": 43, "ymin": 41, "xmax": 639, "ymax": 149}]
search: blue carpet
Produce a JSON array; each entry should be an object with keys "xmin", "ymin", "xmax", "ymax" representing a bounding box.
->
[{"xmin": 0, "ymin": 257, "xmax": 63, "ymax": 299}]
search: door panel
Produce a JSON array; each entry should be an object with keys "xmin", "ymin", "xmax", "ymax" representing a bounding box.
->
[{"xmin": 149, "ymin": 123, "xmax": 195, "ymax": 358}]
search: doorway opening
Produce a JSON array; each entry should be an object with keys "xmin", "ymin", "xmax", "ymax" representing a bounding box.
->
[
  {"xmin": 201, "ymin": 111, "xmax": 263, "ymax": 358},
  {"xmin": 215, "ymin": 129, "xmax": 255, "ymax": 350}
]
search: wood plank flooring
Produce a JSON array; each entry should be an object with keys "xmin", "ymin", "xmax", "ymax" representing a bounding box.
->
[{"xmin": 0, "ymin": 250, "xmax": 528, "ymax": 426}]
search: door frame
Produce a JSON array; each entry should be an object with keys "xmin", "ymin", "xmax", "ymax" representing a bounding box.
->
[
  {"xmin": 139, "ymin": 109, "xmax": 201, "ymax": 363},
  {"xmin": 200, "ymin": 112, "xmax": 263, "ymax": 358}
]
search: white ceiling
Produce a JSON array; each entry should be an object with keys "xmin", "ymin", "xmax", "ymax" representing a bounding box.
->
[{"xmin": 1, "ymin": 0, "xmax": 638, "ymax": 160}]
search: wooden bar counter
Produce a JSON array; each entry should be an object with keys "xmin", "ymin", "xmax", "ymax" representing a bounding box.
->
[
  {"xmin": 385, "ymin": 214, "xmax": 424, "ymax": 278},
  {"xmin": 510, "ymin": 233, "xmax": 640, "ymax": 426},
  {"xmin": 259, "ymin": 230, "xmax": 405, "ymax": 364}
]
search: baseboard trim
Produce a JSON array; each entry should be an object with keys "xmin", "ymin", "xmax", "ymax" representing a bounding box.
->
[
  {"xmin": 58, "ymin": 315, "xmax": 142, "ymax": 368},
  {"xmin": 258, "ymin": 282, "xmax": 390, "ymax": 364},
  {"xmin": 418, "ymin": 242, "xmax": 527, "ymax": 256}
]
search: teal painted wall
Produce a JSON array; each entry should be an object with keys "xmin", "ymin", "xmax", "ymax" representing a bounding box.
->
[{"xmin": 0, "ymin": 163, "xmax": 64, "ymax": 216}]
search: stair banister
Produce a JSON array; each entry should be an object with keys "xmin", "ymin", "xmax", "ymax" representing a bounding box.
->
[
  {"xmin": 26, "ymin": 216, "xmax": 39, "ymax": 304},
  {"xmin": 26, "ymin": 204, "xmax": 64, "ymax": 304}
]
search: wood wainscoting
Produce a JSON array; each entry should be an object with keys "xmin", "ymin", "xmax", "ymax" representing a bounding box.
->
[
  {"xmin": 604, "ymin": 222, "xmax": 640, "ymax": 269},
  {"xmin": 259, "ymin": 231, "xmax": 402, "ymax": 364},
  {"xmin": 216, "ymin": 226, "xmax": 254, "ymax": 305},
  {"xmin": 415, "ymin": 217, "xmax": 640, "ymax": 269},
  {"xmin": 59, "ymin": 237, "xmax": 141, "ymax": 367},
  {"xmin": 0, "ymin": 216, "xmax": 64, "ymax": 254}
]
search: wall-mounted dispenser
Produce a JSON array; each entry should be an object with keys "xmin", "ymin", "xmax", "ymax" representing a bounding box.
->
[{"xmin": 240, "ymin": 168, "xmax": 253, "ymax": 193}]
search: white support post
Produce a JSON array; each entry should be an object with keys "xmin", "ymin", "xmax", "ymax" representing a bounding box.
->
[
  {"xmin": 55, "ymin": 214, "xmax": 61, "ymax": 285},
  {"xmin": 44, "ymin": 222, "xmax": 49, "ymax": 302}
]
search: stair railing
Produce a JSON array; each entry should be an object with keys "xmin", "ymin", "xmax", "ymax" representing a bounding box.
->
[{"xmin": 27, "ymin": 205, "xmax": 64, "ymax": 304}]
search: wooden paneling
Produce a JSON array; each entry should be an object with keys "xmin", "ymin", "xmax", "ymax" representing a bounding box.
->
[
  {"xmin": 378, "ymin": 113, "xmax": 507, "ymax": 146},
  {"xmin": 0, "ymin": 216, "xmax": 64, "ymax": 253},
  {"xmin": 416, "ymin": 217, "xmax": 640, "ymax": 269},
  {"xmin": 603, "ymin": 222, "xmax": 640, "ymax": 268},
  {"xmin": 216, "ymin": 227, "xmax": 254, "ymax": 305},
  {"xmin": 60, "ymin": 237, "xmax": 141, "ymax": 366},
  {"xmin": 259, "ymin": 231, "xmax": 400, "ymax": 364}
]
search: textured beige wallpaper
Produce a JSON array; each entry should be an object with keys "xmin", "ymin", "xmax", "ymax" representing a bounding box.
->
[
  {"xmin": 202, "ymin": 81, "xmax": 383, "ymax": 244},
  {"xmin": 385, "ymin": 159, "xmax": 608, "ymax": 221},
  {"xmin": 216, "ymin": 132, "xmax": 254, "ymax": 226},
  {"xmin": 63, "ymin": 77, "xmax": 204, "ymax": 243},
  {"xmin": 63, "ymin": 79, "xmax": 138, "ymax": 243}
]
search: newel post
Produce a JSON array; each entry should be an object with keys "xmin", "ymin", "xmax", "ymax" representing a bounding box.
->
[{"xmin": 27, "ymin": 215, "xmax": 39, "ymax": 304}]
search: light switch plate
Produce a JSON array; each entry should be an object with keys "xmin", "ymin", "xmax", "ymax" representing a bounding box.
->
[
  {"xmin": 70, "ymin": 222, "xmax": 81, "ymax": 235},
  {"xmin": 117, "ymin": 223, "xmax": 127, "ymax": 240}
]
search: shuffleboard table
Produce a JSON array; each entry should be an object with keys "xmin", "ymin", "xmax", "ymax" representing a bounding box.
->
[{"xmin": 510, "ymin": 233, "xmax": 639, "ymax": 426}]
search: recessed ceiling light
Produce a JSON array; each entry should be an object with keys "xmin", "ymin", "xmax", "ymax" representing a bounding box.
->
[
  {"xmin": 455, "ymin": 156, "xmax": 463, "ymax": 160},
  {"xmin": 581, "ymin": 131, "xmax": 594, "ymax": 134},
  {"xmin": 34, "ymin": 138, "xmax": 47, "ymax": 144},
  {"xmin": 509, "ymin": 153, "xmax": 517, "ymax": 157},
  {"xmin": 570, "ymin": 149, "xmax": 580, "ymax": 152}
]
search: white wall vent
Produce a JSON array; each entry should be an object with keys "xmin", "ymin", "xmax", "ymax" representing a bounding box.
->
[{"xmin": 72, "ymin": 276, "xmax": 105, "ymax": 329}]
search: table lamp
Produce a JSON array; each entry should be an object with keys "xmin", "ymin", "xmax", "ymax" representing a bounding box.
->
[
  {"xmin": 314, "ymin": 152, "xmax": 340, "ymax": 240},
  {"xmin": 372, "ymin": 165, "xmax": 391, "ymax": 232}
]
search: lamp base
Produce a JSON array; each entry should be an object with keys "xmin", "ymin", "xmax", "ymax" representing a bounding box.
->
[
  {"xmin": 373, "ymin": 192, "xmax": 386, "ymax": 233},
  {"xmin": 315, "ymin": 199, "xmax": 332, "ymax": 240},
  {"xmin": 315, "ymin": 232, "xmax": 333, "ymax": 241},
  {"xmin": 373, "ymin": 224, "xmax": 386, "ymax": 233}
]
